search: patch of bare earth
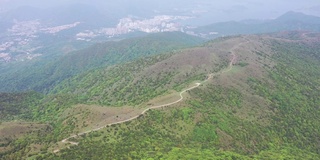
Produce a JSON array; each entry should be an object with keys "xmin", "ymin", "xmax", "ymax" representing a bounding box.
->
[
  {"xmin": 60, "ymin": 104, "xmax": 143, "ymax": 133},
  {"xmin": 0, "ymin": 122, "xmax": 48, "ymax": 138},
  {"xmin": 134, "ymin": 47, "xmax": 222, "ymax": 89},
  {"xmin": 142, "ymin": 90, "xmax": 181, "ymax": 107}
]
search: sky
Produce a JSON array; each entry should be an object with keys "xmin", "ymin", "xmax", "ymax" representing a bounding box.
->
[{"xmin": 1, "ymin": 0, "xmax": 320, "ymax": 24}]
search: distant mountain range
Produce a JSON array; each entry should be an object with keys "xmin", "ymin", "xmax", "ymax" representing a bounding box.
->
[
  {"xmin": 0, "ymin": 4, "xmax": 193, "ymax": 63},
  {"xmin": 188, "ymin": 11, "xmax": 320, "ymax": 38},
  {"xmin": 1, "ymin": 8, "xmax": 320, "ymax": 64},
  {"xmin": 1, "ymin": 9, "xmax": 320, "ymax": 93}
]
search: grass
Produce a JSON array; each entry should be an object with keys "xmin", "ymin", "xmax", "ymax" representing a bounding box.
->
[
  {"xmin": 0, "ymin": 122, "xmax": 47, "ymax": 138},
  {"xmin": 3, "ymin": 32, "xmax": 320, "ymax": 159},
  {"xmin": 226, "ymin": 65, "xmax": 243, "ymax": 74},
  {"xmin": 0, "ymin": 122, "xmax": 49, "ymax": 156}
]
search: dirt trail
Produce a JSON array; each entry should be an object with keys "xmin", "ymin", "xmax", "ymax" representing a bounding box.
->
[{"xmin": 53, "ymin": 42, "xmax": 241, "ymax": 153}]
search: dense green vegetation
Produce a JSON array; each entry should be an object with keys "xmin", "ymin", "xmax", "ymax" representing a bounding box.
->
[
  {"xmin": 0, "ymin": 92, "xmax": 42, "ymax": 121},
  {"xmin": 0, "ymin": 32, "xmax": 204, "ymax": 93},
  {"xmin": 0, "ymin": 33, "xmax": 209, "ymax": 159},
  {"xmin": 6, "ymin": 38, "xmax": 301, "ymax": 159},
  {"xmin": 51, "ymin": 53, "xmax": 175, "ymax": 107},
  {"xmin": 41, "ymin": 35, "xmax": 319, "ymax": 159},
  {"xmin": 1, "ymin": 32, "xmax": 319, "ymax": 159},
  {"xmin": 248, "ymin": 40, "xmax": 320, "ymax": 154}
]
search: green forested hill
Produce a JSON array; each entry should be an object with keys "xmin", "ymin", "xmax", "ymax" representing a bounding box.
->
[
  {"xmin": 50, "ymin": 42, "xmax": 227, "ymax": 107},
  {"xmin": 0, "ymin": 32, "xmax": 204, "ymax": 93},
  {"xmin": 0, "ymin": 92, "xmax": 42, "ymax": 120},
  {"xmin": 1, "ymin": 32, "xmax": 320, "ymax": 159},
  {"xmin": 42, "ymin": 32, "xmax": 320, "ymax": 159}
]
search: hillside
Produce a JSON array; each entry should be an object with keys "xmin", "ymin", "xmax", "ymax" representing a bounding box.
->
[
  {"xmin": 0, "ymin": 31, "xmax": 319, "ymax": 159},
  {"xmin": 49, "ymin": 32, "xmax": 318, "ymax": 159},
  {"xmin": 0, "ymin": 92, "xmax": 42, "ymax": 120},
  {"xmin": 0, "ymin": 32, "xmax": 204, "ymax": 93},
  {"xmin": 190, "ymin": 11, "xmax": 320, "ymax": 38},
  {"xmin": 50, "ymin": 40, "xmax": 227, "ymax": 107}
]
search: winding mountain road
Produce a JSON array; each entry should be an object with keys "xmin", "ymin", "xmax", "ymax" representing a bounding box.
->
[{"xmin": 53, "ymin": 44, "xmax": 239, "ymax": 153}]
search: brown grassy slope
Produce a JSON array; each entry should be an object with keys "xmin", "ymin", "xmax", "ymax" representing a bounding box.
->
[
  {"xmin": 52, "ymin": 36, "xmax": 231, "ymax": 107},
  {"xmin": 177, "ymin": 31, "xmax": 320, "ymax": 153},
  {"xmin": 195, "ymin": 31, "xmax": 320, "ymax": 127},
  {"xmin": 204, "ymin": 35, "xmax": 275, "ymax": 125},
  {"xmin": 58, "ymin": 104, "xmax": 143, "ymax": 134}
]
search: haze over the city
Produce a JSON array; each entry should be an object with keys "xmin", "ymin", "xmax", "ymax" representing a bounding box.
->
[
  {"xmin": 1, "ymin": 0, "xmax": 320, "ymax": 25},
  {"xmin": 1, "ymin": 0, "xmax": 320, "ymax": 63}
]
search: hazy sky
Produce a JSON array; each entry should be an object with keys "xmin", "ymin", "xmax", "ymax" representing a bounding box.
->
[{"xmin": 1, "ymin": 0, "xmax": 320, "ymax": 24}]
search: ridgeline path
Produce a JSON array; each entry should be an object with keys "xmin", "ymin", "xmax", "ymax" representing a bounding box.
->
[{"xmin": 53, "ymin": 43, "xmax": 240, "ymax": 153}]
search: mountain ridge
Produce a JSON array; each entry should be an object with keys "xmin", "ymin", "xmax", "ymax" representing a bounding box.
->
[
  {"xmin": 190, "ymin": 11, "xmax": 320, "ymax": 38},
  {"xmin": 0, "ymin": 31, "xmax": 319, "ymax": 159},
  {"xmin": 0, "ymin": 32, "xmax": 204, "ymax": 93}
]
